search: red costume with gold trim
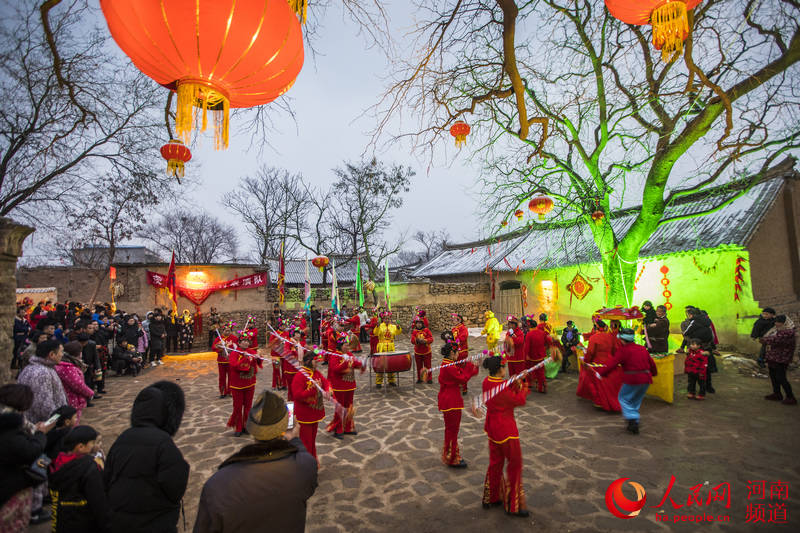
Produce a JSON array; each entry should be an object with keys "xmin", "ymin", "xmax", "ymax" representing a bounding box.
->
[
  {"xmin": 506, "ymin": 327, "xmax": 526, "ymax": 376},
  {"xmin": 437, "ymin": 357, "xmax": 478, "ymax": 465},
  {"xmin": 326, "ymin": 348, "xmax": 363, "ymax": 434},
  {"xmin": 320, "ymin": 317, "xmax": 332, "ymax": 351},
  {"xmin": 411, "ymin": 327, "xmax": 434, "ymax": 382},
  {"xmin": 212, "ymin": 334, "xmax": 238, "ymax": 396},
  {"xmin": 282, "ymin": 337, "xmax": 305, "ymax": 401},
  {"xmin": 344, "ymin": 315, "xmax": 362, "ymax": 352},
  {"xmin": 523, "ymin": 325, "xmax": 550, "ymax": 393},
  {"xmin": 482, "ymin": 375, "xmax": 528, "ymax": 514},
  {"xmin": 291, "ymin": 367, "xmax": 330, "ymax": 460},
  {"xmin": 269, "ymin": 330, "xmax": 284, "ymax": 389},
  {"xmin": 367, "ymin": 316, "xmax": 379, "ymax": 355},
  {"xmin": 227, "ymin": 347, "xmax": 262, "ymax": 433},
  {"xmin": 452, "ymin": 322, "xmax": 473, "ymax": 393}
]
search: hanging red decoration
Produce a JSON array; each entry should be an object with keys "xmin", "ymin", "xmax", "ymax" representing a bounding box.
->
[
  {"xmin": 311, "ymin": 256, "xmax": 329, "ymax": 272},
  {"xmin": 514, "ymin": 209, "xmax": 524, "ymax": 221},
  {"xmin": 591, "ymin": 210, "xmax": 605, "ymax": 225},
  {"xmin": 633, "ymin": 264, "xmax": 646, "ymax": 291},
  {"xmin": 733, "ymin": 256, "xmax": 747, "ymax": 302},
  {"xmin": 528, "ymin": 195, "xmax": 554, "ymax": 220},
  {"xmin": 500, "ymin": 220, "xmax": 508, "ymax": 228},
  {"xmin": 660, "ymin": 265, "xmax": 672, "ymax": 310},
  {"xmin": 160, "ymin": 139, "xmax": 192, "ymax": 180},
  {"xmin": 449, "ymin": 120, "xmax": 471, "ymax": 147},
  {"xmin": 100, "ymin": 0, "xmax": 305, "ymax": 150},
  {"xmin": 605, "ymin": 0, "xmax": 702, "ymax": 62},
  {"xmin": 567, "ymin": 272, "xmax": 593, "ymax": 306}
]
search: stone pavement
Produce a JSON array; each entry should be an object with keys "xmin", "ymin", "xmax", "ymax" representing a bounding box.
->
[{"xmin": 32, "ymin": 337, "xmax": 799, "ymax": 532}]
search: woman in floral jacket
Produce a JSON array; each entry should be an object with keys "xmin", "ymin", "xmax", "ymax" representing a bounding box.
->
[
  {"xmin": 56, "ymin": 342, "xmax": 95, "ymax": 422},
  {"xmin": 761, "ymin": 315, "xmax": 797, "ymax": 405}
]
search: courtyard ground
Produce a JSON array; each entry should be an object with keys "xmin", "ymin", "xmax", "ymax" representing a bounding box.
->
[{"xmin": 33, "ymin": 335, "xmax": 799, "ymax": 532}]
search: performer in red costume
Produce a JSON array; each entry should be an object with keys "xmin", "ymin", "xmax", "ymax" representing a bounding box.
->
[
  {"xmin": 367, "ymin": 308, "xmax": 380, "ymax": 355},
  {"xmin": 282, "ymin": 326, "xmax": 306, "ymax": 401},
  {"xmin": 451, "ymin": 314, "xmax": 472, "ymax": 395},
  {"xmin": 326, "ymin": 332, "xmax": 364, "ymax": 438},
  {"xmin": 505, "ymin": 316, "xmax": 526, "ymax": 377},
  {"xmin": 437, "ymin": 342, "xmax": 478, "ymax": 468},
  {"xmin": 343, "ymin": 312, "xmax": 362, "ymax": 353},
  {"xmin": 212, "ymin": 323, "xmax": 238, "ymax": 398},
  {"xmin": 411, "ymin": 318, "xmax": 434, "ymax": 383},
  {"xmin": 268, "ymin": 321, "xmax": 285, "ymax": 390},
  {"xmin": 291, "ymin": 350, "xmax": 331, "ymax": 461},
  {"xmin": 576, "ymin": 319, "xmax": 623, "ymax": 411},
  {"xmin": 227, "ymin": 332, "xmax": 262, "ymax": 436},
  {"xmin": 481, "ymin": 354, "xmax": 530, "ymax": 517},
  {"xmin": 524, "ymin": 318, "xmax": 551, "ymax": 393}
]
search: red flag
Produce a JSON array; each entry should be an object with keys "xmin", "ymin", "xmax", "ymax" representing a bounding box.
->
[
  {"xmin": 278, "ymin": 241, "xmax": 285, "ymax": 305},
  {"xmin": 109, "ymin": 266, "xmax": 117, "ymax": 280},
  {"xmin": 167, "ymin": 251, "xmax": 178, "ymax": 317}
]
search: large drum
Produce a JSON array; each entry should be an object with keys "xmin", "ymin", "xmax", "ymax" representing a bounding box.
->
[{"xmin": 371, "ymin": 351, "xmax": 412, "ymax": 373}]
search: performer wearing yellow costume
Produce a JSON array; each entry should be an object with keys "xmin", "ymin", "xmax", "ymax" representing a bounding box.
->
[
  {"xmin": 373, "ymin": 311, "xmax": 402, "ymax": 387},
  {"xmin": 481, "ymin": 311, "xmax": 502, "ymax": 351}
]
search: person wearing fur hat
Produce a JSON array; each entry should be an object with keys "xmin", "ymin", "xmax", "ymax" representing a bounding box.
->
[
  {"xmin": 290, "ymin": 351, "xmax": 331, "ymax": 461},
  {"xmin": 481, "ymin": 310, "xmax": 502, "ymax": 351},
  {"xmin": 104, "ymin": 381, "xmax": 189, "ymax": 533},
  {"xmin": 598, "ymin": 328, "xmax": 657, "ymax": 435},
  {"xmin": 212, "ymin": 324, "xmax": 239, "ymax": 399},
  {"xmin": 193, "ymin": 391, "xmax": 318, "ymax": 533},
  {"xmin": 481, "ymin": 354, "xmax": 529, "ymax": 517},
  {"xmin": 55, "ymin": 342, "xmax": 95, "ymax": 423},
  {"xmin": 504, "ymin": 316, "xmax": 526, "ymax": 377},
  {"xmin": 228, "ymin": 332, "xmax": 263, "ymax": 437},
  {"xmin": 450, "ymin": 314, "xmax": 472, "ymax": 395},
  {"xmin": 437, "ymin": 343, "xmax": 478, "ymax": 468},
  {"xmin": 327, "ymin": 332, "xmax": 365, "ymax": 438},
  {"xmin": 373, "ymin": 311, "xmax": 402, "ymax": 387},
  {"xmin": 411, "ymin": 318, "xmax": 434, "ymax": 383}
]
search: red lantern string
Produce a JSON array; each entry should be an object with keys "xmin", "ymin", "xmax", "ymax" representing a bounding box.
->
[
  {"xmin": 660, "ymin": 265, "xmax": 672, "ymax": 310},
  {"xmin": 733, "ymin": 256, "xmax": 748, "ymax": 302},
  {"xmin": 632, "ymin": 264, "xmax": 646, "ymax": 291}
]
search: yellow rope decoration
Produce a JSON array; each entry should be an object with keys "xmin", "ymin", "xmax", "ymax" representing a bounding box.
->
[
  {"xmin": 651, "ymin": 1, "xmax": 689, "ymax": 63},
  {"xmin": 175, "ymin": 80, "xmax": 230, "ymax": 150},
  {"xmin": 287, "ymin": 0, "xmax": 308, "ymax": 24}
]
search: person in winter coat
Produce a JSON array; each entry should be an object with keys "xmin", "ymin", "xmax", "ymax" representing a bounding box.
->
[
  {"xmin": 640, "ymin": 300, "xmax": 657, "ymax": 326},
  {"xmin": 17, "ymin": 339, "xmax": 68, "ymax": 424},
  {"xmin": 104, "ymin": 381, "xmax": 189, "ymax": 533},
  {"xmin": 179, "ymin": 310, "xmax": 194, "ymax": 352},
  {"xmin": 761, "ymin": 315, "xmax": 797, "ymax": 405},
  {"xmin": 193, "ymin": 391, "xmax": 318, "ymax": 533},
  {"xmin": 165, "ymin": 311, "xmax": 180, "ymax": 353},
  {"xmin": 13, "ymin": 305, "xmax": 31, "ymax": 369},
  {"xmin": 645, "ymin": 305, "xmax": 670, "ymax": 354},
  {"xmin": 751, "ymin": 307, "xmax": 777, "ymax": 368},
  {"xmin": 48, "ymin": 425, "xmax": 111, "ymax": 533},
  {"xmin": 45, "ymin": 406, "xmax": 78, "ymax": 460},
  {"xmin": 559, "ymin": 321, "xmax": 580, "ymax": 372},
  {"xmin": 55, "ymin": 342, "xmax": 95, "ymax": 423},
  {"xmin": 0, "ymin": 384, "xmax": 55, "ymax": 531},
  {"xmin": 481, "ymin": 310, "xmax": 502, "ymax": 351},
  {"xmin": 149, "ymin": 313, "xmax": 167, "ymax": 365}
]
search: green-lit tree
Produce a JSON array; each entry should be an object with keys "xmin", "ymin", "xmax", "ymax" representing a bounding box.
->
[{"xmin": 374, "ymin": 0, "xmax": 800, "ymax": 304}]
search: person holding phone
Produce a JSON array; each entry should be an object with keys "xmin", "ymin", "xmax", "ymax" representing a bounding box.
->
[{"xmin": 193, "ymin": 391, "xmax": 318, "ymax": 533}]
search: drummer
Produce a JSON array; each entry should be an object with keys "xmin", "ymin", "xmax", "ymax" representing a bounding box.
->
[{"xmin": 373, "ymin": 311, "xmax": 402, "ymax": 388}]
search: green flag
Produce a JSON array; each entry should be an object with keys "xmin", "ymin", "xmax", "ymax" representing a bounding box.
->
[
  {"xmin": 356, "ymin": 259, "xmax": 364, "ymax": 307},
  {"xmin": 384, "ymin": 257, "xmax": 391, "ymax": 311}
]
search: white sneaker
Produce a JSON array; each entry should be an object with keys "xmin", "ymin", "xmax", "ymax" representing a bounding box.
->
[
  {"xmin": 157, "ymin": 360, "xmax": 164, "ymax": 365},
  {"xmin": 150, "ymin": 361, "xmax": 157, "ymax": 367}
]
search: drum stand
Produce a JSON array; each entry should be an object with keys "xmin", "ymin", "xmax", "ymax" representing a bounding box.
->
[{"xmin": 368, "ymin": 355, "xmax": 415, "ymax": 391}]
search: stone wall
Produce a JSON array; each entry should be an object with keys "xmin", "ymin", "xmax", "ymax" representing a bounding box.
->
[
  {"xmin": 16, "ymin": 266, "xmax": 109, "ymax": 303},
  {"xmin": 2, "ymin": 219, "xmax": 35, "ymax": 383}
]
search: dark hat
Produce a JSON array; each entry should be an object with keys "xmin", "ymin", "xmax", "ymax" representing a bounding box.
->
[
  {"xmin": 246, "ymin": 390, "xmax": 289, "ymax": 441},
  {"xmin": 77, "ymin": 333, "xmax": 90, "ymax": 342},
  {"xmin": 594, "ymin": 319, "xmax": 607, "ymax": 329},
  {"xmin": 63, "ymin": 425, "xmax": 98, "ymax": 449},
  {"xmin": 775, "ymin": 314, "xmax": 787, "ymax": 323}
]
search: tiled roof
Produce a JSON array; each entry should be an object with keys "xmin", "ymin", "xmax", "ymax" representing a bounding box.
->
[
  {"xmin": 412, "ymin": 173, "xmax": 791, "ymax": 277},
  {"xmin": 265, "ymin": 258, "xmax": 360, "ymax": 284}
]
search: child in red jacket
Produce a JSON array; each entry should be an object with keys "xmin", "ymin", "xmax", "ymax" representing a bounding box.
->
[{"xmin": 685, "ymin": 338, "xmax": 709, "ymax": 400}]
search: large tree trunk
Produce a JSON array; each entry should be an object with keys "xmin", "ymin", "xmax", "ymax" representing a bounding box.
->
[
  {"xmin": 591, "ymin": 218, "xmax": 643, "ymax": 307},
  {"xmin": 0, "ymin": 218, "xmax": 34, "ymax": 384},
  {"xmin": 602, "ymin": 253, "xmax": 638, "ymax": 307}
]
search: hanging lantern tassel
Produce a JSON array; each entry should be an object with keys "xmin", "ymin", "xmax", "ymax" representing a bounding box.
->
[
  {"xmin": 651, "ymin": 0, "xmax": 689, "ymax": 62},
  {"xmin": 287, "ymin": 0, "xmax": 308, "ymax": 24},
  {"xmin": 175, "ymin": 80, "xmax": 230, "ymax": 150}
]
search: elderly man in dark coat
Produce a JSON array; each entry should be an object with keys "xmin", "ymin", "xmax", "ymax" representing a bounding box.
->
[
  {"xmin": 645, "ymin": 305, "xmax": 670, "ymax": 354},
  {"xmin": 193, "ymin": 390, "xmax": 318, "ymax": 533}
]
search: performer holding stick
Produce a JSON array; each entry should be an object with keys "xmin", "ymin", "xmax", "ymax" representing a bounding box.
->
[
  {"xmin": 227, "ymin": 331, "xmax": 262, "ymax": 437},
  {"xmin": 326, "ymin": 332, "xmax": 365, "ymax": 439},
  {"xmin": 212, "ymin": 324, "xmax": 238, "ymax": 399},
  {"xmin": 505, "ymin": 316, "xmax": 526, "ymax": 377},
  {"xmin": 283, "ymin": 326, "xmax": 306, "ymax": 401},
  {"xmin": 291, "ymin": 348, "xmax": 332, "ymax": 462},
  {"xmin": 411, "ymin": 317, "xmax": 434, "ymax": 384},
  {"xmin": 451, "ymin": 314, "xmax": 472, "ymax": 395},
  {"xmin": 481, "ymin": 354, "xmax": 530, "ymax": 517},
  {"xmin": 438, "ymin": 342, "xmax": 478, "ymax": 468},
  {"xmin": 268, "ymin": 320, "xmax": 285, "ymax": 391}
]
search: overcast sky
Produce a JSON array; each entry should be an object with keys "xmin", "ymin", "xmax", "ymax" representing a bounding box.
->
[{"xmin": 185, "ymin": 3, "xmax": 483, "ymax": 260}]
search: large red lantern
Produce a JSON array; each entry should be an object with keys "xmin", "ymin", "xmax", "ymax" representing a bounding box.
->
[
  {"xmin": 160, "ymin": 140, "xmax": 192, "ymax": 180},
  {"xmin": 100, "ymin": 0, "xmax": 305, "ymax": 150},
  {"xmin": 528, "ymin": 195, "xmax": 554, "ymax": 220},
  {"xmin": 605, "ymin": 0, "xmax": 702, "ymax": 62},
  {"xmin": 311, "ymin": 256, "xmax": 329, "ymax": 272},
  {"xmin": 449, "ymin": 120, "xmax": 471, "ymax": 147}
]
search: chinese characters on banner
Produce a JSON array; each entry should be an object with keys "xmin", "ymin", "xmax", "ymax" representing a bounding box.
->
[{"xmin": 146, "ymin": 271, "xmax": 268, "ymax": 306}]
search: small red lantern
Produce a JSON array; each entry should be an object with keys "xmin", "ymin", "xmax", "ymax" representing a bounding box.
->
[
  {"xmin": 605, "ymin": 0, "xmax": 702, "ymax": 62},
  {"xmin": 501, "ymin": 220, "xmax": 508, "ymax": 228},
  {"xmin": 449, "ymin": 120, "xmax": 471, "ymax": 147},
  {"xmin": 514, "ymin": 209, "xmax": 524, "ymax": 221},
  {"xmin": 528, "ymin": 195, "xmax": 554, "ymax": 220},
  {"xmin": 311, "ymin": 256, "xmax": 329, "ymax": 272},
  {"xmin": 160, "ymin": 139, "xmax": 192, "ymax": 180},
  {"xmin": 591, "ymin": 210, "xmax": 605, "ymax": 225}
]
